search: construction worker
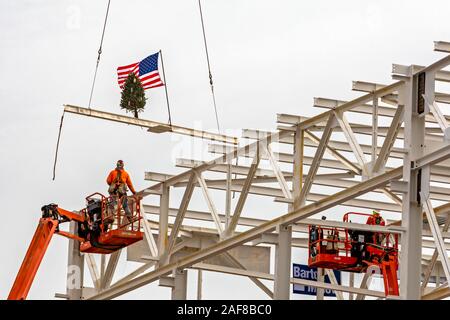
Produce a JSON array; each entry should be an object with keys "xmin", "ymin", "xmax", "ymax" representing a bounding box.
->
[
  {"xmin": 366, "ymin": 210, "xmax": 385, "ymax": 226},
  {"xmin": 366, "ymin": 210, "xmax": 385, "ymax": 245},
  {"xmin": 106, "ymin": 160, "xmax": 136, "ymax": 223}
]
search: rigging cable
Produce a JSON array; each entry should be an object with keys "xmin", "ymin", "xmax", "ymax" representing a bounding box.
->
[
  {"xmin": 53, "ymin": 1, "xmax": 110, "ymax": 180},
  {"xmin": 159, "ymin": 49, "xmax": 173, "ymax": 127},
  {"xmin": 198, "ymin": 0, "xmax": 221, "ymax": 133},
  {"xmin": 52, "ymin": 112, "xmax": 65, "ymax": 180},
  {"xmin": 88, "ymin": 0, "xmax": 111, "ymax": 108},
  {"xmin": 198, "ymin": 0, "xmax": 239, "ymax": 198}
]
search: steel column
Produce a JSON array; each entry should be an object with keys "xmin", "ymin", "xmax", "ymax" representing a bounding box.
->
[
  {"xmin": 399, "ymin": 70, "xmax": 429, "ymax": 299},
  {"xmin": 66, "ymin": 221, "xmax": 84, "ymax": 300},
  {"xmin": 171, "ymin": 269, "xmax": 188, "ymax": 300},
  {"xmin": 273, "ymin": 225, "xmax": 292, "ymax": 300}
]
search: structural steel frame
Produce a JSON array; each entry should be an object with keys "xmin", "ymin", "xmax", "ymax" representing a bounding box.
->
[{"xmin": 59, "ymin": 41, "xmax": 450, "ymax": 300}]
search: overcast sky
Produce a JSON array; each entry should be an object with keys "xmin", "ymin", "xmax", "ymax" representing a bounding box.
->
[{"xmin": 1, "ymin": 0, "xmax": 450, "ymax": 300}]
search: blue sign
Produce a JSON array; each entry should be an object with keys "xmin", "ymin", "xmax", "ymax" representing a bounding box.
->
[{"xmin": 292, "ymin": 263, "xmax": 341, "ymax": 297}]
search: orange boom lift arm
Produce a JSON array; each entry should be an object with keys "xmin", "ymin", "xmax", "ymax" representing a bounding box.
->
[
  {"xmin": 8, "ymin": 194, "xmax": 143, "ymax": 300},
  {"xmin": 8, "ymin": 205, "xmax": 85, "ymax": 300}
]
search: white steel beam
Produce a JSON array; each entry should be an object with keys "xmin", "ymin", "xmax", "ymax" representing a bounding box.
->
[
  {"xmin": 85, "ymin": 254, "xmax": 101, "ymax": 292},
  {"xmin": 380, "ymin": 188, "xmax": 403, "ymax": 206},
  {"xmin": 142, "ymin": 218, "xmax": 158, "ymax": 258},
  {"xmin": 349, "ymin": 272, "xmax": 354, "ymax": 300},
  {"xmin": 172, "ymin": 160, "xmax": 355, "ymax": 182},
  {"xmin": 195, "ymin": 171, "xmax": 223, "ymax": 235},
  {"xmin": 66, "ymin": 222, "xmax": 84, "ymax": 300},
  {"xmin": 262, "ymin": 144, "xmax": 293, "ymax": 200},
  {"xmin": 157, "ymin": 171, "xmax": 404, "ymax": 212},
  {"xmin": 225, "ymin": 164, "xmax": 232, "ymax": 229},
  {"xmin": 101, "ymin": 250, "xmax": 122, "ymax": 290},
  {"xmin": 422, "ymin": 285, "xmax": 450, "ymax": 300},
  {"xmin": 353, "ymin": 80, "xmax": 450, "ymax": 103},
  {"xmin": 372, "ymin": 96, "xmax": 379, "ymax": 164},
  {"xmin": 141, "ymin": 129, "xmax": 292, "ymax": 194},
  {"xmin": 393, "ymin": 62, "xmax": 450, "ymax": 81},
  {"xmin": 292, "ymin": 127, "xmax": 304, "ymax": 210},
  {"xmin": 399, "ymin": 72, "xmax": 428, "ymax": 300},
  {"xmin": 313, "ymin": 97, "xmax": 450, "ymax": 125},
  {"xmin": 435, "ymin": 41, "xmax": 450, "ymax": 53},
  {"xmin": 175, "ymin": 157, "xmax": 292, "ymax": 178},
  {"xmin": 355, "ymin": 269, "xmax": 375, "ymax": 300},
  {"xmin": 144, "ymin": 204, "xmax": 404, "ymax": 235},
  {"xmin": 156, "ymin": 161, "xmax": 450, "ymax": 204},
  {"xmin": 197, "ymin": 270, "xmax": 202, "ymax": 300},
  {"xmin": 158, "ymin": 185, "xmax": 170, "ymax": 256},
  {"xmin": 274, "ymin": 225, "xmax": 292, "ymax": 300},
  {"xmin": 423, "ymin": 94, "xmax": 449, "ymax": 133},
  {"xmin": 202, "ymin": 145, "xmax": 450, "ymax": 184},
  {"xmin": 242, "ymin": 129, "xmax": 408, "ymax": 160},
  {"xmin": 63, "ymin": 105, "xmax": 238, "ymax": 145},
  {"xmin": 298, "ymin": 81, "xmax": 403, "ymax": 130},
  {"xmin": 325, "ymin": 269, "xmax": 344, "ymax": 300},
  {"xmin": 413, "ymin": 143, "xmax": 450, "ymax": 170},
  {"xmin": 278, "ymin": 122, "xmax": 418, "ymax": 139},
  {"xmin": 171, "ymin": 269, "xmax": 187, "ymax": 300},
  {"xmin": 316, "ymin": 268, "xmax": 325, "ymax": 300},
  {"xmin": 195, "ymin": 171, "xmax": 224, "ymax": 235}
]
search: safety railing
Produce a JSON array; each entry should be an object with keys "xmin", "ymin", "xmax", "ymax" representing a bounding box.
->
[
  {"xmin": 85, "ymin": 193, "xmax": 142, "ymax": 233},
  {"xmin": 104, "ymin": 194, "xmax": 141, "ymax": 232},
  {"xmin": 309, "ymin": 226, "xmax": 351, "ymax": 258},
  {"xmin": 308, "ymin": 212, "xmax": 399, "ymax": 264}
]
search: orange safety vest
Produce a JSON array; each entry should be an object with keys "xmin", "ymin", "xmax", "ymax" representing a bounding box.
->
[
  {"xmin": 106, "ymin": 169, "xmax": 136, "ymax": 194},
  {"xmin": 366, "ymin": 215, "xmax": 385, "ymax": 226}
]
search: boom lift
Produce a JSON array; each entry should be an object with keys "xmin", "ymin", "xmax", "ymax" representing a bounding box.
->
[
  {"xmin": 308, "ymin": 212, "xmax": 399, "ymax": 297},
  {"xmin": 8, "ymin": 193, "xmax": 143, "ymax": 300}
]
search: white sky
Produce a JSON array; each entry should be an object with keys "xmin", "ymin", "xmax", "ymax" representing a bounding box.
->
[{"xmin": 1, "ymin": 0, "xmax": 450, "ymax": 300}]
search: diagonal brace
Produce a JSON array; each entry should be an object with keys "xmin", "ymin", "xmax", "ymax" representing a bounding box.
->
[
  {"xmin": 422, "ymin": 194, "xmax": 450, "ymax": 286},
  {"xmin": 298, "ymin": 114, "xmax": 335, "ymax": 205},
  {"xmin": 372, "ymin": 105, "xmax": 404, "ymax": 173},
  {"xmin": 335, "ymin": 111, "xmax": 369, "ymax": 175},
  {"xmin": 195, "ymin": 171, "xmax": 224, "ymax": 235},
  {"xmin": 226, "ymin": 150, "xmax": 261, "ymax": 236},
  {"xmin": 166, "ymin": 173, "xmax": 196, "ymax": 256}
]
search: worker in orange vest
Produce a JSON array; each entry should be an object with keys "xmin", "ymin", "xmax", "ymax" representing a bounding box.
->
[
  {"xmin": 366, "ymin": 210, "xmax": 385, "ymax": 226},
  {"xmin": 366, "ymin": 210, "xmax": 385, "ymax": 245},
  {"xmin": 106, "ymin": 160, "xmax": 136, "ymax": 222}
]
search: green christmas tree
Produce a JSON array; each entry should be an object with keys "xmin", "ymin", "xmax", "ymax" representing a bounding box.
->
[{"xmin": 120, "ymin": 73, "xmax": 147, "ymax": 118}]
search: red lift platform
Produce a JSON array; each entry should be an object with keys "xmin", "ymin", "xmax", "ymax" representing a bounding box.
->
[
  {"xmin": 78, "ymin": 193, "xmax": 143, "ymax": 254},
  {"xmin": 308, "ymin": 212, "xmax": 399, "ymax": 296},
  {"xmin": 8, "ymin": 193, "xmax": 143, "ymax": 300}
]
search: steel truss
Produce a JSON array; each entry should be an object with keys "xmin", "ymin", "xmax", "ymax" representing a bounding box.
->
[{"xmin": 61, "ymin": 41, "xmax": 450, "ymax": 300}]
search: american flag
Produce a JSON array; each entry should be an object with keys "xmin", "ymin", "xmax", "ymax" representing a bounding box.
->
[{"xmin": 117, "ymin": 52, "xmax": 164, "ymax": 90}]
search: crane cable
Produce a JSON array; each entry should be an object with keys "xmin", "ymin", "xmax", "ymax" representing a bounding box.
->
[
  {"xmin": 88, "ymin": 0, "xmax": 111, "ymax": 108},
  {"xmin": 53, "ymin": 0, "xmax": 111, "ymax": 180},
  {"xmin": 198, "ymin": 0, "xmax": 221, "ymax": 133},
  {"xmin": 198, "ymin": 0, "xmax": 240, "ymax": 198},
  {"xmin": 52, "ymin": 112, "xmax": 65, "ymax": 180}
]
